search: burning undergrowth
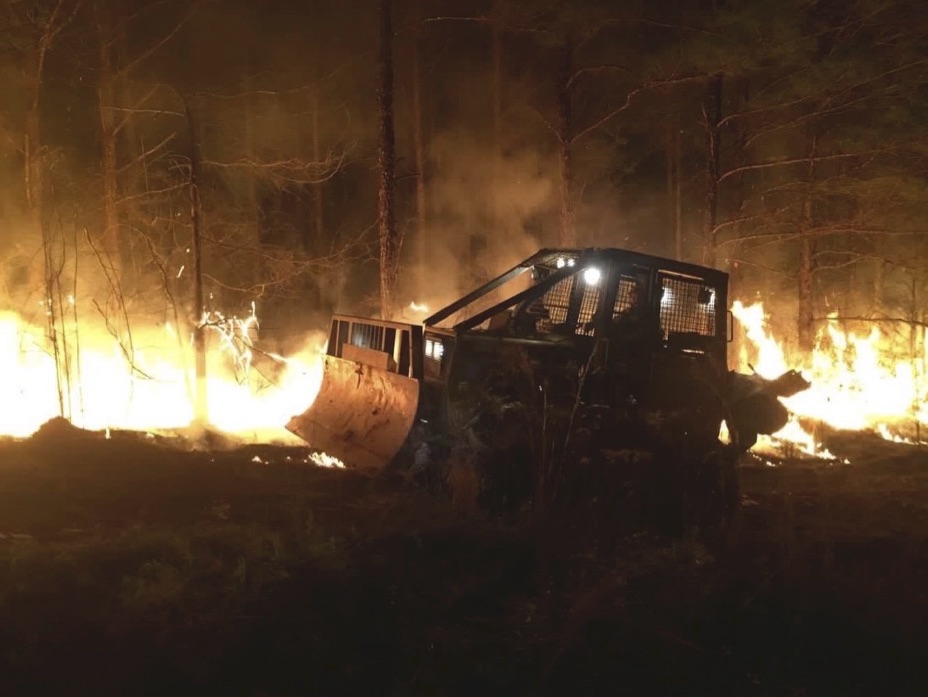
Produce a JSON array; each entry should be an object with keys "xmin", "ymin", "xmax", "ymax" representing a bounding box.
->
[
  {"xmin": 0, "ymin": 304, "xmax": 327, "ymax": 444},
  {"xmin": 732, "ymin": 300, "xmax": 928, "ymax": 461}
]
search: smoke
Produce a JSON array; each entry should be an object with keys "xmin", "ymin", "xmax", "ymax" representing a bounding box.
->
[{"xmin": 399, "ymin": 129, "xmax": 557, "ymax": 311}]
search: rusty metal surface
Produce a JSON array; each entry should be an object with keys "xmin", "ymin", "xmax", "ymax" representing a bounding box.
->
[{"xmin": 286, "ymin": 355, "xmax": 420, "ymax": 470}]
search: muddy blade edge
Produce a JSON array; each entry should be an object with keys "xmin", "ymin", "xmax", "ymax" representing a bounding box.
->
[{"xmin": 286, "ymin": 355, "xmax": 421, "ymax": 471}]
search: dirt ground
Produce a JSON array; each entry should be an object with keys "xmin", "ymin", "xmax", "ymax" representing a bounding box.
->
[{"xmin": 0, "ymin": 420, "xmax": 927, "ymax": 696}]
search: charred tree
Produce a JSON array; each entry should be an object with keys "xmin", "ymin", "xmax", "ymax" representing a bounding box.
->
[
  {"xmin": 702, "ymin": 72, "xmax": 723, "ymax": 267},
  {"xmin": 666, "ymin": 119, "xmax": 683, "ymax": 261},
  {"xmin": 17, "ymin": 0, "xmax": 78, "ymax": 417},
  {"xmin": 797, "ymin": 132, "xmax": 818, "ymax": 352},
  {"xmin": 411, "ymin": 16, "xmax": 427, "ymax": 294},
  {"xmin": 95, "ymin": 3, "xmax": 121, "ymax": 270},
  {"xmin": 310, "ymin": 84, "xmax": 325, "ymax": 254},
  {"xmin": 873, "ymin": 256, "xmax": 886, "ymax": 316},
  {"xmin": 377, "ymin": 0, "xmax": 399, "ymax": 319},
  {"xmin": 724, "ymin": 77, "xmax": 752, "ymax": 300},
  {"xmin": 556, "ymin": 36, "xmax": 575, "ymax": 247},
  {"xmin": 798, "ymin": 234, "xmax": 816, "ymax": 351},
  {"xmin": 184, "ymin": 100, "xmax": 208, "ymax": 424},
  {"xmin": 92, "ymin": 0, "xmax": 194, "ymax": 283},
  {"xmin": 491, "ymin": 12, "xmax": 503, "ymax": 160},
  {"xmin": 242, "ymin": 71, "xmax": 262, "ymax": 251},
  {"xmin": 485, "ymin": 5, "xmax": 504, "ymax": 271},
  {"xmin": 23, "ymin": 45, "xmax": 43, "ymax": 249}
]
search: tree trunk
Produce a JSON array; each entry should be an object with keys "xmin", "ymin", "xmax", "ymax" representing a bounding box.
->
[
  {"xmin": 798, "ymin": 236, "xmax": 816, "ymax": 351},
  {"xmin": 23, "ymin": 3, "xmax": 80, "ymax": 416},
  {"xmin": 797, "ymin": 133, "xmax": 818, "ymax": 352},
  {"xmin": 310, "ymin": 85, "xmax": 325, "ymax": 254},
  {"xmin": 667, "ymin": 119, "xmax": 683, "ymax": 261},
  {"xmin": 491, "ymin": 6, "xmax": 503, "ymax": 158},
  {"xmin": 725, "ymin": 78, "xmax": 751, "ymax": 302},
  {"xmin": 872, "ymin": 255, "xmax": 885, "ymax": 316},
  {"xmin": 411, "ymin": 21, "xmax": 427, "ymax": 295},
  {"xmin": 23, "ymin": 49, "xmax": 44, "ymax": 246},
  {"xmin": 377, "ymin": 0, "xmax": 399, "ymax": 320},
  {"xmin": 702, "ymin": 72, "xmax": 723, "ymax": 267},
  {"xmin": 243, "ymin": 72, "xmax": 261, "ymax": 245},
  {"xmin": 674, "ymin": 126, "xmax": 683, "ymax": 262},
  {"xmin": 98, "ymin": 30, "xmax": 121, "ymax": 266},
  {"xmin": 25, "ymin": 41, "xmax": 70, "ymax": 417},
  {"xmin": 912, "ymin": 277, "xmax": 924, "ymax": 400},
  {"xmin": 184, "ymin": 100, "xmax": 208, "ymax": 424},
  {"xmin": 557, "ymin": 37, "xmax": 575, "ymax": 247},
  {"xmin": 486, "ymin": 12, "xmax": 503, "ymax": 270}
]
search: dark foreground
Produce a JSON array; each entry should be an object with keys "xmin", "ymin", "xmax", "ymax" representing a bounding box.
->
[{"xmin": 0, "ymin": 422, "xmax": 927, "ymax": 696}]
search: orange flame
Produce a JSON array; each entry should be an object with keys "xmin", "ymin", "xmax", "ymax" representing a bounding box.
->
[
  {"xmin": 0, "ymin": 308, "xmax": 325, "ymax": 443},
  {"xmin": 732, "ymin": 300, "xmax": 926, "ymax": 458}
]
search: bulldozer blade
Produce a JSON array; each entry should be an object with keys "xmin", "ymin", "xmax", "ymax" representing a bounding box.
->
[{"xmin": 286, "ymin": 355, "xmax": 420, "ymax": 471}]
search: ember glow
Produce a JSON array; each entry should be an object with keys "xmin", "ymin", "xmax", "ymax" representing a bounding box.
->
[
  {"xmin": 732, "ymin": 300, "xmax": 927, "ymax": 457},
  {"xmin": 0, "ymin": 309, "xmax": 325, "ymax": 443}
]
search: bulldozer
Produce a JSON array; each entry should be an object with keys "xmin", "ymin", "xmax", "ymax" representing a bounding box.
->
[{"xmin": 287, "ymin": 247, "xmax": 808, "ymax": 519}]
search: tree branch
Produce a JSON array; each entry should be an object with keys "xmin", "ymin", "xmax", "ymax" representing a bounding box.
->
[
  {"xmin": 119, "ymin": 5, "xmax": 195, "ymax": 77},
  {"xmin": 570, "ymin": 74, "xmax": 708, "ymax": 145},
  {"xmin": 718, "ymin": 150, "xmax": 887, "ymax": 183},
  {"xmin": 117, "ymin": 132, "xmax": 176, "ymax": 174},
  {"xmin": 566, "ymin": 64, "xmax": 630, "ymax": 92},
  {"xmin": 111, "ymin": 84, "xmax": 163, "ymax": 134}
]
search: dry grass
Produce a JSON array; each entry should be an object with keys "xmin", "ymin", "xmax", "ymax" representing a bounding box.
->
[{"xmin": 0, "ymin": 429, "xmax": 926, "ymax": 695}]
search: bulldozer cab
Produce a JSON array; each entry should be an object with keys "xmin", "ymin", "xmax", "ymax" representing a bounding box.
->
[
  {"xmin": 422, "ymin": 248, "xmax": 730, "ymax": 438},
  {"xmin": 424, "ymin": 248, "xmax": 728, "ymax": 377}
]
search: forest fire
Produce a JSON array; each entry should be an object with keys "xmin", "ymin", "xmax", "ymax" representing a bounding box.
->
[
  {"xmin": 0, "ymin": 309, "xmax": 325, "ymax": 443},
  {"xmin": 0, "ymin": 294, "xmax": 922, "ymax": 465},
  {"xmin": 733, "ymin": 301, "xmax": 927, "ymax": 457}
]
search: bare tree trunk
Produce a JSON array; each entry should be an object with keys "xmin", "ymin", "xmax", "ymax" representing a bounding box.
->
[
  {"xmin": 310, "ymin": 85, "xmax": 325, "ymax": 254},
  {"xmin": 91, "ymin": 0, "xmax": 123, "ymax": 270},
  {"xmin": 702, "ymin": 72, "xmax": 723, "ymax": 267},
  {"xmin": 116, "ymin": 5, "xmax": 136, "ymax": 193},
  {"xmin": 911, "ymin": 278, "xmax": 924, "ymax": 405},
  {"xmin": 725, "ymin": 77, "xmax": 751, "ymax": 301},
  {"xmin": 798, "ymin": 237, "xmax": 816, "ymax": 350},
  {"xmin": 98, "ymin": 26, "xmax": 121, "ymax": 266},
  {"xmin": 116, "ymin": 4, "xmax": 143, "ymax": 273},
  {"xmin": 487, "ymin": 11, "xmax": 503, "ymax": 269},
  {"xmin": 411, "ymin": 21, "xmax": 427, "ymax": 295},
  {"xmin": 24, "ymin": 37, "xmax": 67, "ymax": 417},
  {"xmin": 23, "ymin": 55, "xmax": 43, "ymax": 242},
  {"xmin": 492, "ymin": 17, "xmax": 503, "ymax": 159},
  {"xmin": 667, "ymin": 119, "xmax": 683, "ymax": 261},
  {"xmin": 872, "ymin": 255, "xmax": 886, "ymax": 315},
  {"xmin": 377, "ymin": 0, "xmax": 399, "ymax": 319},
  {"xmin": 21, "ymin": 0, "xmax": 75, "ymax": 258},
  {"xmin": 556, "ymin": 37, "xmax": 575, "ymax": 247},
  {"xmin": 242, "ymin": 72, "xmax": 260, "ymax": 246},
  {"xmin": 666, "ymin": 124, "xmax": 674, "ymax": 254},
  {"xmin": 184, "ymin": 100, "xmax": 208, "ymax": 424},
  {"xmin": 241, "ymin": 71, "xmax": 271, "ymax": 303},
  {"xmin": 674, "ymin": 127, "xmax": 683, "ymax": 262},
  {"xmin": 798, "ymin": 133, "xmax": 818, "ymax": 352}
]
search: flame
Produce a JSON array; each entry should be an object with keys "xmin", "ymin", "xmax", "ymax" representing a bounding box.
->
[
  {"xmin": 0, "ymin": 307, "xmax": 326, "ymax": 445},
  {"xmin": 732, "ymin": 300, "xmax": 927, "ymax": 458}
]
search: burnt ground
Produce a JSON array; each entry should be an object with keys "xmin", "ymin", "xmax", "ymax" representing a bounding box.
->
[{"xmin": 0, "ymin": 421, "xmax": 927, "ymax": 696}]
